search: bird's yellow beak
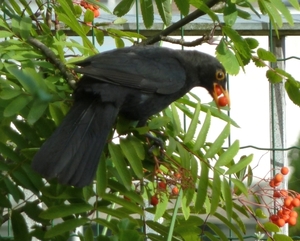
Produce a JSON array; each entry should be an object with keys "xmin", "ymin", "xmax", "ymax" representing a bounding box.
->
[{"xmin": 212, "ymin": 83, "xmax": 230, "ymax": 109}]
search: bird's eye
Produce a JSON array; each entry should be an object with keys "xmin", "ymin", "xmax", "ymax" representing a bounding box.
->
[{"xmin": 216, "ymin": 70, "xmax": 225, "ymax": 81}]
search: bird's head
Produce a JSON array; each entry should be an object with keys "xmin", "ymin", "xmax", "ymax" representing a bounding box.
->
[{"xmin": 196, "ymin": 56, "xmax": 230, "ymax": 109}]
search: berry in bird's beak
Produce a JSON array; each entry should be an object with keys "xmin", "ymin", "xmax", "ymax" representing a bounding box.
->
[{"xmin": 212, "ymin": 83, "xmax": 230, "ymax": 109}]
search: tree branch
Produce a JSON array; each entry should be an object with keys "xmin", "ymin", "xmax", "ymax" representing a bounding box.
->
[
  {"xmin": 140, "ymin": 0, "xmax": 223, "ymax": 46},
  {"xmin": 27, "ymin": 37, "xmax": 77, "ymax": 89}
]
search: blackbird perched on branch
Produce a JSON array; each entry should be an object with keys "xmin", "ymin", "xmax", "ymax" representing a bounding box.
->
[{"xmin": 31, "ymin": 46, "xmax": 230, "ymax": 187}]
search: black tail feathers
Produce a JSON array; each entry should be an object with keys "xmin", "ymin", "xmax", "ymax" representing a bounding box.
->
[{"xmin": 31, "ymin": 98, "xmax": 118, "ymax": 187}]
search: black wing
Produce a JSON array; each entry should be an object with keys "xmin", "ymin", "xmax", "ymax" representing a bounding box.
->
[{"xmin": 74, "ymin": 47, "xmax": 187, "ymax": 95}]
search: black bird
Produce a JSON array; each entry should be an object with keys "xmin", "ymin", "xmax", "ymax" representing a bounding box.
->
[{"xmin": 31, "ymin": 46, "xmax": 229, "ymax": 187}]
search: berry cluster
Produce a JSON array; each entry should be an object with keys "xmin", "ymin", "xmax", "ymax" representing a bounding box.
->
[
  {"xmin": 268, "ymin": 167, "xmax": 300, "ymax": 227},
  {"xmin": 150, "ymin": 173, "xmax": 182, "ymax": 206},
  {"xmin": 80, "ymin": 0, "xmax": 100, "ymax": 17}
]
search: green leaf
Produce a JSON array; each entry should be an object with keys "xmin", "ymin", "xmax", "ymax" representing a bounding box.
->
[
  {"xmin": 195, "ymin": 161, "xmax": 209, "ymax": 212},
  {"xmin": 11, "ymin": 210, "xmax": 29, "ymax": 241},
  {"xmin": 154, "ymin": 0, "xmax": 172, "ymax": 26},
  {"xmin": 206, "ymin": 223, "xmax": 229, "ymax": 241},
  {"xmin": 108, "ymin": 143, "xmax": 132, "ymax": 190},
  {"xmin": 0, "ymin": 88, "xmax": 22, "ymax": 100},
  {"xmin": 190, "ymin": 0, "xmax": 219, "ymax": 22},
  {"xmin": 245, "ymin": 38, "xmax": 259, "ymax": 49},
  {"xmin": 174, "ymin": 0, "xmax": 189, "ymax": 16},
  {"xmin": 231, "ymin": 178, "xmax": 248, "ymax": 197},
  {"xmin": 84, "ymin": 225, "xmax": 94, "ymax": 241},
  {"xmin": 285, "ymin": 79, "xmax": 300, "ymax": 107},
  {"xmin": 222, "ymin": 178, "xmax": 233, "ymax": 219},
  {"xmin": 193, "ymin": 110, "xmax": 211, "ymax": 151},
  {"xmin": 115, "ymin": 37, "xmax": 125, "ymax": 48},
  {"xmin": 49, "ymin": 101, "xmax": 69, "ymax": 126},
  {"xmin": 140, "ymin": 0, "xmax": 154, "ymax": 28},
  {"xmin": 0, "ymin": 195, "xmax": 11, "ymax": 208},
  {"xmin": 270, "ymin": 0, "xmax": 294, "ymax": 26},
  {"xmin": 96, "ymin": 155, "xmax": 107, "ymax": 196},
  {"xmin": 113, "ymin": 0, "xmax": 135, "ymax": 16},
  {"xmin": 127, "ymin": 135, "xmax": 145, "ymax": 160},
  {"xmin": 170, "ymin": 103, "xmax": 182, "ymax": 136},
  {"xmin": 210, "ymin": 171, "xmax": 221, "ymax": 214},
  {"xmin": 259, "ymin": 0, "xmax": 282, "ymax": 28},
  {"xmin": 224, "ymin": 2, "xmax": 238, "ymax": 26},
  {"xmin": 262, "ymin": 222, "xmax": 280, "ymax": 233},
  {"xmin": 0, "ymin": 142, "xmax": 22, "ymax": 162},
  {"xmin": 120, "ymin": 138, "xmax": 144, "ymax": 179},
  {"xmin": 216, "ymin": 39, "xmax": 240, "ymax": 75},
  {"xmin": 4, "ymin": 95, "xmax": 32, "ymax": 117},
  {"xmin": 237, "ymin": 8, "xmax": 251, "ymax": 20},
  {"xmin": 288, "ymin": 0, "xmax": 300, "ymax": 10},
  {"xmin": 102, "ymin": 193, "xmax": 143, "ymax": 215},
  {"xmin": 4, "ymin": 178, "xmax": 24, "ymax": 203},
  {"xmin": 255, "ymin": 208, "xmax": 267, "ymax": 218},
  {"xmin": 215, "ymin": 140, "xmax": 239, "ymax": 167},
  {"xmin": 213, "ymin": 212, "xmax": 243, "ymax": 240},
  {"xmin": 39, "ymin": 203, "xmax": 93, "ymax": 219},
  {"xmin": 94, "ymin": 28, "xmax": 104, "ymax": 46},
  {"xmin": 45, "ymin": 218, "xmax": 89, "ymax": 238},
  {"xmin": 266, "ymin": 69, "xmax": 282, "ymax": 84},
  {"xmin": 257, "ymin": 48, "xmax": 277, "ymax": 62},
  {"xmin": 184, "ymin": 102, "xmax": 201, "ymax": 144},
  {"xmin": 19, "ymin": 16, "xmax": 32, "ymax": 39},
  {"xmin": 222, "ymin": 26, "xmax": 252, "ymax": 62},
  {"xmin": 27, "ymin": 100, "xmax": 48, "ymax": 125},
  {"xmin": 273, "ymin": 234, "xmax": 293, "ymax": 241},
  {"xmin": 226, "ymin": 154, "xmax": 253, "ymax": 175},
  {"xmin": 0, "ymin": 31, "xmax": 14, "ymax": 38},
  {"xmin": 204, "ymin": 122, "xmax": 230, "ymax": 158},
  {"xmin": 148, "ymin": 116, "xmax": 170, "ymax": 130},
  {"xmin": 154, "ymin": 192, "xmax": 168, "ymax": 221},
  {"xmin": 84, "ymin": 9, "xmax": 95, "ymax": 23}
]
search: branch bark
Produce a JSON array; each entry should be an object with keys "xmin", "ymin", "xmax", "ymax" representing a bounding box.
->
[
  {"xmin": 140, "ymin": 0, "xmax": 222, "ymax": 46},
  {"xmin": 27, "ymin": 37, "xmax": 76, "ymax": 89}
]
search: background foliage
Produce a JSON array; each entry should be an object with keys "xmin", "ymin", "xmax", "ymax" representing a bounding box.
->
[{"xmin": 0, "ymin": 0, "xmax": 299, "ymax": 240}]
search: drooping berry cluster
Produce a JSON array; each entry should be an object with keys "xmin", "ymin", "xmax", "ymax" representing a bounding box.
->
[{"xmin": 268, "ymin": 167, "xmax": 300, "ymax": 227}]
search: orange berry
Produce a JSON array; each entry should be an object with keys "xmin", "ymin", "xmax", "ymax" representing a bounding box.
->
[
  {"xmin": 172, "ymin": 186, "xmax": 179, "ymax": 195},
  {"xmin": 284, "ymin": 196, "xmax": 293, "ymax": 207},
  {"xmin": 276, "ymin": 218, "xmax": 286, "ymax": 227},
  {"xmin": 288, "ymin": 216, "xmax": 297, "ymax": 226},
  {"xmin": 281, "ymin": 167, "xmax": 289, "ymax": 175},
  {"xmin": 282, "ymin": 207, "xmax": 291, "ymax": 215},
  {"xmin": 93, "ymin": 9, "xmax": 100, "ymax": 17},
  {"xmin": 269, "ymin": 179, "xmax": 276, "ymax": 188},
  {"xmin": 292, "ymin": 198, "xmax": 300, "ymax": 207},
  {"xmin": 290, "ymin": 210, "xmax": 298, "ymax": 218},
  {"xmin": 274, "ymin": 173, "xmax": 283, "ymax": 183},
  {"xmin": 296, "ymin": 194, "xmax": 300, "ymax": 200}
]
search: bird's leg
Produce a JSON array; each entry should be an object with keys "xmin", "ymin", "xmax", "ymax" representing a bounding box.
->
[{"xmin": 145, "ymin": 132, "xmax": 165, "ymax": 153}]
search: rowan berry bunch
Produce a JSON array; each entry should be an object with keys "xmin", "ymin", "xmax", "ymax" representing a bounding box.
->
[
  {"xmin": 150, "ymin": 171, "xmax": 183, "ymax": 206},
  {"xmin": 79, "ymin": 0, "xmax": 100, "ymax": 17},
  {"xmin": 267, "ymin": 167, "xmax": 300, "ymax": 227}
]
